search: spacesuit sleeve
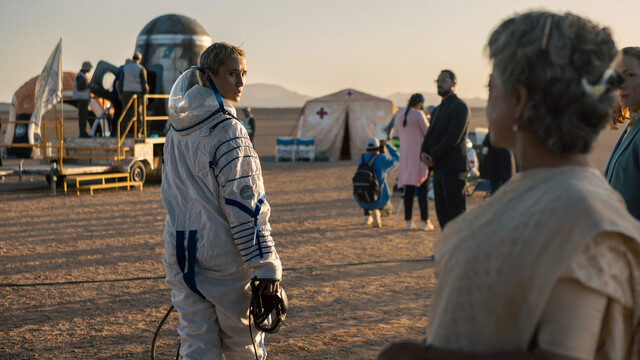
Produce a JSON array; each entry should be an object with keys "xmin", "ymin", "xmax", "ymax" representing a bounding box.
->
[{"xmin": 210, "ymin": 121, "xmax": 282, "ymax": 281}]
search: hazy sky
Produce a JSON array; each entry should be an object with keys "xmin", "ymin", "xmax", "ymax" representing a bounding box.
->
[{"xmin": 1, "ymin": 0, "xmax": 638, "ymax": 103}]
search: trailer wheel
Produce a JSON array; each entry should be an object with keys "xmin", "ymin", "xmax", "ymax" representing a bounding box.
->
[{"xmin": 129, "ymin": 161, "xmax": 146, "ymax": 184}]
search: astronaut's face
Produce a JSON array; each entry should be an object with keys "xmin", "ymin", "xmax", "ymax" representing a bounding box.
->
[{"xmin": 209, "ymin": 55, "xmax": 247, "ymax": 103}]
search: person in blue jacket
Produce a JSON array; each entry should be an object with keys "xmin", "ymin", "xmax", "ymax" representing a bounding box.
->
[{"xmin": 354, "ymin": 137, "xmax": 399, "ymax": 227}]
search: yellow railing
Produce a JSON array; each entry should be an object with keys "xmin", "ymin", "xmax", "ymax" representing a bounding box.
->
[
  {"xmin": 0, "ymin": 103, "xmax": 63, "ymax": 168},
  {"xmin": 1, "ymin": 94, "xmax": 169, "ymax": 172},
  {"xmin": 114, "ymin": 94, "xmax": 169, "ymax": 167}
]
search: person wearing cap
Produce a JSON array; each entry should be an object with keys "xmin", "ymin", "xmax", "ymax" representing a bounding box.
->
[
  {"xmin": 118, "ymin": 51, "xmax": 148, "ymax": 138},
  {"xmin": 73, "ymin": 61, "xmax": 93, "ymax": 138},
  {"xmin": 354, "ymin": 137, "xmax": 399, "ymax": 227}
]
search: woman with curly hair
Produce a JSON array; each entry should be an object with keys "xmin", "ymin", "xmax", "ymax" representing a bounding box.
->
[
  {"xmin": 606, "ymin": 46, "xmax": 640, "ymax": 220},
  {"xmin": 378, "ymin": 11, "xmax": 640, "ymax": 360}
]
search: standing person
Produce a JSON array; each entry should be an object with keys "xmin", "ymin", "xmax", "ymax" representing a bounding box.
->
[
  {"xmin": 420, "ymin": 69, "xmax": 470, "ymax": 229},
  {"xmin": 73, "ymin": 61, "xmax": 93, "ymax": 138},
  {"xmin": 353, "ymin": 138, "xmax": 399, "ymax": 227},
  {"xmin": 108, "ymin": 60, "xmax": 128, "ymax": 138},
  {"xmin": 118, "ymin": 51, "xmax": 148, "ymax": 138},
  {"xmin": 606, "ymin": 46, "xmax": 640, "ymax": 220},
  {"xmin": 162, "ymin": 43, "xmax": 283, "ymax": 359},
  {"xmin": 378, "ymin": 11, "xmax": 640, "ymax": 360},
  {"xmin": 243, "ymin": 107, "xmax": 256, "ymax": 144},
  {"xmin": 481, "ymin": 131, "xmax": 515, "ymax": 194},
  {"xmin": 393, "ymin": 93, "xmax": 434, "ymax": 230}
]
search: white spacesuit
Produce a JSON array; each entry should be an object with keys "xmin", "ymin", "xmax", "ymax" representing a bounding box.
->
[{"xmin": 161, "ymin": 68, "xmax": 282, "ymax": 360}]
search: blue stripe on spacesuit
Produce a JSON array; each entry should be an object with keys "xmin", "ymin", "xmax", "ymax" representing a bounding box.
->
[
  {"xmin": 235, "ymin": 232, "xmax": 271, "ymax": 245},
  {"xmin": 175, "ymin": 230, "xmax": 205, "ymax": 299},
  {"xmin": 224, "ymin": 194, "xmax": 267, "ymax": 260},
  {"xmin": 216, "ymin": 155, "xmax": 259, "ymax": 176},
  {"xmin": 225, "ymin": 197, "xmax": 257, "ymax": 216},
  {"xmin": 241, "ymin": 241, "xmax": 274, "ymax": 253},
  {"xmin": 171, "ymin": 110, "xmax": 224, "ymax": 133},
  {"xmin": 239, "ymin": 240, "xmax": 274, "ymax": 253},
  {"xmin": 245, "ymin": 251, "xmax": 273, "ymax": 262},
  {"xmin": 232, "ymin": 227, "xmax": 254, "ymax": 236},
  {"xmin": 212, "ymin": 136, "xmax": 251, "ymax": 166},
  {"xmin": 185, "ymin": 231, "xmax": 205, "ymax": 298},
  {"xmin": 216, "ymin": 145, "xmax": 254, "ymax": 164},
  {"xmin": 235, "ymin": 231, "xmax": 271, "ymax": 243},
  {"xmin": 176, "ymin": 231, "xmax": 186, "ymax": 273},
  {"xmin": 229, "ymin": 220, "xmax": 252, "ymax": 229},
  {"xmin": 221, "ymin": 174, "xmax": 260, "ymax": 188},
  {"xmin": 234, "ymin": 234, "xmax": 258, "ymax": 245}
]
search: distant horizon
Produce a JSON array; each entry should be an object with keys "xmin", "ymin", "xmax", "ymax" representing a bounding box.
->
[
  {"xmin": 0, "ymin": 82, "xmax": 488, "ymax": 110},
  {"xmin": 1, "ymin": 1, "xmax": 638, "ymax": 105}
]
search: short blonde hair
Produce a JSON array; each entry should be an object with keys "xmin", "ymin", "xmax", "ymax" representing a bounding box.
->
[{"xmin": 199, "ymin": 42, "xmax": 245, "ymax": 76}]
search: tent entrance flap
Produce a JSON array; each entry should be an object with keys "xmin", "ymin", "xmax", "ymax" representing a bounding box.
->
[{"xmin": 340, "ymin": 111, "xmax": 351, "ymax": 160}]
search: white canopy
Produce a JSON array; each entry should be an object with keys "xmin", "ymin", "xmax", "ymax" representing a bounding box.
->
[{"xmin": 296, "ymin": 89, "xmax": 396, "ymax": 161}]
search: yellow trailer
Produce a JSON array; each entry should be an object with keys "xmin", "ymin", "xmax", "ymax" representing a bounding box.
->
[{"xmin": 0, "ymin": 94, "xmax": 168, "ymax": 195}]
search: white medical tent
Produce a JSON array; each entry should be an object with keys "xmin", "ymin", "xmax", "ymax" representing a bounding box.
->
[{"xmin": 295, "ymin": 89, "xmax": 396, "ymax": 161}]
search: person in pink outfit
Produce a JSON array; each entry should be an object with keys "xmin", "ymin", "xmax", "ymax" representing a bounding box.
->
[{"xmin": 392, "ymin": 93, "xmax": 434, "ymax": 231}]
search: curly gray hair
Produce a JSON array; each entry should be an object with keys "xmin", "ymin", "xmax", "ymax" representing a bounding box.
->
[{"xmin": 488, "ymin": 11, "xmax": 619, "ymax": 154}]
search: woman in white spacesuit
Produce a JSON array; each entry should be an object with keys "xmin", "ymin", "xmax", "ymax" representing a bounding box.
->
[{"xmin": 162, "ymin": 42, "xmax": 282, "ymax": 360}]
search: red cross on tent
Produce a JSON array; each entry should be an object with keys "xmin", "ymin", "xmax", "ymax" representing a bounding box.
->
[
  {"xmin": 316, "ymin": 107, "xmax": 328, "ymax": 120},
  {"xmin": 345, "ymin": 90, "xmax": 354, "ymax": 98}
]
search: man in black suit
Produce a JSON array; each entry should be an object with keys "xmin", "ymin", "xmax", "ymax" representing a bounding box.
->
[{"xmin": 421, "ymin": 69, "xmax": 470, "ymax": 229}]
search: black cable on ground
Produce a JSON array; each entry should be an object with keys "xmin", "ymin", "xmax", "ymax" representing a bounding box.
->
[
  {"xmin": 0, "ymin": 275, "xmax": 165, "ymax": 288},
  {"xmin": 151, "ymin": 304, "xmax": 175, "ymax": 360},
  {"xmin": 0, "ymin": 256, "xmax": 434, "ymax": 288}
]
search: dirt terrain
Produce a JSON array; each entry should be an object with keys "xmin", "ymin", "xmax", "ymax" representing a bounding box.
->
[{"xmin": 0, "ymin": 107, "xmax": 623, "ymax": 359}]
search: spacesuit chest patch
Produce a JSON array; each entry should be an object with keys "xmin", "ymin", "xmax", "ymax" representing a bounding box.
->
[{"xmin": 240, "ymin": 185, "xmax": 254, "ymax": 200}]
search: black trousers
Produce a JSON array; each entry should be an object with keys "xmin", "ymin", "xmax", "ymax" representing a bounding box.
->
[
  {"xmin": 433, "ymin": 170, "xmax": 467, "ymax": 229},
  {"xmin": 109, "ymin": 93, "xmax": 122, "ymax": 137},
  {"xmin": 77, "ymin": 99, "xmax": 90, "ymax": 137},
  {"xmin": 403, "ymin": 180, "xmax": 429, "ymax": 221}
]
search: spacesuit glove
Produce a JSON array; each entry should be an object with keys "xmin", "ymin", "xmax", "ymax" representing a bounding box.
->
[{"xmin": 252, "ymin": 277, "xmax": 280, "ymax": 296}]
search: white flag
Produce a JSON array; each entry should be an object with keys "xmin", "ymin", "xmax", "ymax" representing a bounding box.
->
[{"xmin": 29, "ymin": 39, "xmax": 62, "ymax": 139}]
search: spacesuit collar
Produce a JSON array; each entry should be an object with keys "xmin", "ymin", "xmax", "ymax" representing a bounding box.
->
[{"xmin": 169, "ymin": 66, "xmax": 241, "ymax": 133}]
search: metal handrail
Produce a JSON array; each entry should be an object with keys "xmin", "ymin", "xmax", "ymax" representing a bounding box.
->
[{"xmin": 1, "ymin": 93, "xmax": 170, "ymax": 173}]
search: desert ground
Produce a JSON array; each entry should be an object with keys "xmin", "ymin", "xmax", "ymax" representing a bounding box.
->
[{"xmin": 0, "ymin": 107, "xmax": 624, "ymax": 359}]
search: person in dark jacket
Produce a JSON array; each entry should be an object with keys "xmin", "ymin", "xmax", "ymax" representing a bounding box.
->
[
  {"xmin": 482, "ymin": 131, "xmax": 516, "ymax": 194},
  {"xmin": 73, "ymin": 61, "xmax": 93, "ymax": 138},
  {"xmin": 420, "ymin": 69, "xmax": 470, "ymax": 229}
]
